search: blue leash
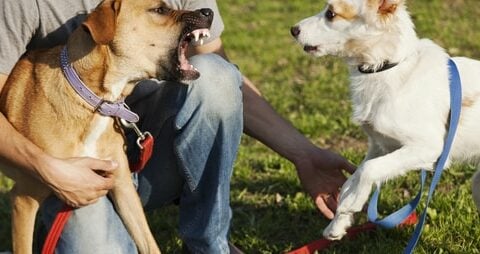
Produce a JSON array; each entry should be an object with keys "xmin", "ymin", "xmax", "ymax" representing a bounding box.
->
[{"xmin": 367, "ymin": 59, "xmax": 462, "ymax": 253}]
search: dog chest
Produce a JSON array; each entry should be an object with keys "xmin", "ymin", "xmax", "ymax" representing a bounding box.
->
[
  {"xmin": 361, "ymin": 122, "xmax": 402, "ymax": 153},
  {"xmin": 81, "ymin": 116, "xmax": 115, "ymax": 158}
]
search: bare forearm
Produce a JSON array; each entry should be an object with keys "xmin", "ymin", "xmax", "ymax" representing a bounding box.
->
[
  {"xmin": 0, "ymin": 114, "xmax": 52, "ymax": 178},
  {"xmin": 0, "ymin": 74, "xmax": 50, "ymax": 180},
  {"xmin": 192, "ymin": 39, "xmax": 316, "ymax": 163},
  {"xmin": 242, "ymin": 77, "xmax": 314, "ymax": 164}
]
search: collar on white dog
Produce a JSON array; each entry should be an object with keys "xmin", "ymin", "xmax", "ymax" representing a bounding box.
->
[
  {"xmin": 358, "ymin": 61, "xmax": 398, "ymax": 74},
  {"xmin": 60, "ymin": 46, "xmax": 139, "ymax": 123}
]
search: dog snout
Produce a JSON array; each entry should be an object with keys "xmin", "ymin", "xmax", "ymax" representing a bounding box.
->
[
  {"xmin": 199, "ymin": 8, "xmax": 213, "ymax": 18},
  {"xmin": 290, "ymin": 26, "xmax": 301, "ymax": 38},
  {"xmin": 182, "ymin": 8, "xmax": 214, "ymax": 29}
]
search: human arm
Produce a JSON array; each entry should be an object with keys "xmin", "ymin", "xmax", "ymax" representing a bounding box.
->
[
  {"xmin": 0, "ymin": 74, "xmax": 117, "ymax": 207},
  {"xmin": 191, "ymin": 39, "xmax": 356, "ymax": 219},
  {"xmin": 241, "ymin": 76, "xmax": 355, "ymax": 219}
]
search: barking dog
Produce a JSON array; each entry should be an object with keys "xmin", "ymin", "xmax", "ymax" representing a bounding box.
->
[
  {"xmin": 0, "ymin": 0, "xmax": 212, "ymax": 253},
  {"xmin": 292, "ymin": 0, "xmax": 480, "ymax": 241}
]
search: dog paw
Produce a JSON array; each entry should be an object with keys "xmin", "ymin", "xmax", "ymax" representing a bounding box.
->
[
  {"xmin": 323, "ymin": 214, "xmax": 353, "ymax": 240},
  {"xmin": 323, "ymin": 226, "xmax": 346, "ymax": 240}
]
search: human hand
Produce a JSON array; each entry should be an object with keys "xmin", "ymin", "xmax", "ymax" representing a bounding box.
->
[
  {"xmin": 40, "ymin": 157, "xmax": 118, "ymax": 208},
  {"xmin": 294, "ymin": 146, "xmax": 356, "ymax": 219}
]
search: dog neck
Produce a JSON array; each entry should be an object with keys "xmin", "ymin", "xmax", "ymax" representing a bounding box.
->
[
  {"xmin": 64, "ymin": 29, "xmax": 136, "ymax": 102},
  {"xmin": 60, "ymin": 46, "xmax": 139, "ymax": 122},
  {"xmin": 357, "ymin": 61, "xmax": 399, "ymax": 74},
  {"xmin": 345, "ymin": 9, "xmax": 419, "ymax": 73}
]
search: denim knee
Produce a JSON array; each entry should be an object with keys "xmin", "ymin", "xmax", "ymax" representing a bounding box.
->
[
  {"xmin": 173, "ymin": 53, "xmax": 243, "ymax": 192},
  {"xmin": 176, "ymin": 54, "xmax": 243, "ymax": 129}
]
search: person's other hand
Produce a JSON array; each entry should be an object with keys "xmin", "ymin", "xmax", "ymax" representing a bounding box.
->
[
  {"xmin": 294, "ymin": 146, "xmax": 356, "ymax": 219},
  {"xmin": 40, "ymin": 157, "xmax": 118, "ymax": 208}
]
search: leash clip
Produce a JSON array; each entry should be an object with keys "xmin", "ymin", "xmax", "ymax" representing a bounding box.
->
[{"xmin": 120, "ymin": 118, "xmax": 152, "ymax": 149}]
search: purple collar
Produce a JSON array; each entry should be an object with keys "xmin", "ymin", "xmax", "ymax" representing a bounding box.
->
[{"xmin": 60, "ymin": 46, "xmax": 139, "ymax": 123}]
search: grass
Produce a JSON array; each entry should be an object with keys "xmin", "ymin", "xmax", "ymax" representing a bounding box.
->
[{"xmin": 1, "ymin": 0, "xmax": 480, "ymax": 253}]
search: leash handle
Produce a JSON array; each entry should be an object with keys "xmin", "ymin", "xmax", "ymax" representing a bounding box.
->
[{"xmin": 367, "ymin": 59, "xmax": 462, "ymax": 253}]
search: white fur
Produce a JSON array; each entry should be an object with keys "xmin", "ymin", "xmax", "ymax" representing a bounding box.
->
[
  {"xmin": 81, "ymin": 117, "xmax": 111, "ymax": 158},
  {"xmin": 81, "ymin": 79, "xmax": 126, "ymax": 158},
  {"xmin": 109, "ymin": 77, "xmax": 129, "ymax": 100},
  {"xmin": 293, "ymin": 0, "xmax": 480, "ymax": 240}
]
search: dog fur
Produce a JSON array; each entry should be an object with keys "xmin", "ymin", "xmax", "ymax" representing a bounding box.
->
[
  {"xmin": 0, "ymin": 0, "xmax": 212, "ymax": 253},
  {"xmin": 292, "ymin": 0, "xmax": 480, "ymax": 240}
]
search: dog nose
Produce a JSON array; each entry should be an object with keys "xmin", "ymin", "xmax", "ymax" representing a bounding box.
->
[
  {"xmin": 199, "ymin": 8, "xmax": 213, "ymax": 17},
  {"xmin": 290, "ymin": 26, "xmax": 301, "ymax": 37}
]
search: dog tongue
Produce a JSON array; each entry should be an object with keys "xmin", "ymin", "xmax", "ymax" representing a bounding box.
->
[
  {"xmin": 177, "ymin": 29, "xmax": 211, "ymax": 78},
  {"xmin": 179, "ymin": 41, "xmax": 195, "ymax": 71}
]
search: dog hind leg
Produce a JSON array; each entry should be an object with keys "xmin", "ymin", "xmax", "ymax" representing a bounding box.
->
[{"xmin": 472, "ymin": 168, "xmax": 480, "ymax": 211}]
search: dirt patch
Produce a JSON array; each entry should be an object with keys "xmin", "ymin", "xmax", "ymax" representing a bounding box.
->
[{"xmin": 316, "ymin": 135, "xmax": 367, "ymax": 152}]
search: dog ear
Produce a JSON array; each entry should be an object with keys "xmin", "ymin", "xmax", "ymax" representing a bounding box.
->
[
  {"xmin": 83, "ymin": 0, "xmax": 122, "ymax": 45},
  {"xmin": 377, "ymin": 0, "xmax": 402, "ymax": 15}
]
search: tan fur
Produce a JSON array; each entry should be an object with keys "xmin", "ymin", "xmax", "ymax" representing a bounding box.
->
[
  {"xmin": 366, "ymin": 0, "xmax": 401, "ymax": 15},
  {"xmin": 331, "ymin": 1, "xmax": 358, "ymax": 21},
  {"xmin": 462, "ymin": 93, "xmax": 480, "ymax": 108},
  {"xmin": 0, "ymin": 0, "xmax": 212, "ymax": 253}
]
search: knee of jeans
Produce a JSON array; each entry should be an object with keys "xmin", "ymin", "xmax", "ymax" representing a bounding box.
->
[{"xmin": 189, "ymin": 54, "xmax": 243, "ymax": 120}]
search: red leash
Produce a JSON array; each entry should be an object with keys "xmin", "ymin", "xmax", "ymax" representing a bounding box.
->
[
  {"xmin": 129, "ymin": 134, "xmax": 154, "ymax": 173},
  {"xmin": 41, "ymin": 205, "xmax": 73, "ymax": 254},
  {"xmin": 286, "ymin": 212, "xmax": 418, "ymax": 254},
  {"xmin": 42, "ymin": 132, "xmax": 154, "ymax": 254}
]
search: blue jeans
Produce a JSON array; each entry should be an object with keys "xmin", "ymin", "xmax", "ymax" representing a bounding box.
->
[{"xmin": 39, "ymin": 54, "xmax": 243, "ymax": 254}]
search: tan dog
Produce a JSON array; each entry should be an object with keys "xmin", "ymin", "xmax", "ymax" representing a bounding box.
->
[{"xmin": 0, "ymin": 0, "xmax": 212, "ymax": 253}]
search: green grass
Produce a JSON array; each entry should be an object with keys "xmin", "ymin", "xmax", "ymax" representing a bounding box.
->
[{"xmin": 2, "ymin": 0, "xmax": 480, "ymax": 253}]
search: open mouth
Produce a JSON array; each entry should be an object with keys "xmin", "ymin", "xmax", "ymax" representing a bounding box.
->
[
  {"xmin": 303, "ymin": 45, "xmax": 319, "ymax": 53},
  {"xmin": 177, "ymin": 28, "xmax": 211, "ymax": 80}
]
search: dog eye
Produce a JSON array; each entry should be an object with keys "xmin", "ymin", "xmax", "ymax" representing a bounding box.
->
[
  {"xmin": 153, "ymin": 6, "xmax": 170, "ymax": 15},
  {"xmin": 325, "ymin": 9, "xmax": 336, "ymax": 21}
]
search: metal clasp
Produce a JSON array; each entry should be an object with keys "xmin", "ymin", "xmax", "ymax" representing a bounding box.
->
[{"xmin": 120, "ymin": 118, "xmax": 152, "ymax": 149}]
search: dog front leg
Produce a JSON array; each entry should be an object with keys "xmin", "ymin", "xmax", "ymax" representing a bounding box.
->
[
  {"xmin": 340, "ymin": 139, "xmax": 384, "ymax": 199},
  {"xmin": 324, "ymin": 145, "xmax": 441, "ymax": 240},
  {"xmin": 109, "ymin": 163, "xmax": 160, "ymax": 254},
  {"xmin": 10, "ymin": 182, "xmax": 50, "ymax": 254}
]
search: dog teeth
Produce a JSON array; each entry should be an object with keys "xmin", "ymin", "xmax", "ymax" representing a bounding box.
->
[
  {"xmin": 200, "ymin": 30, "xmax": 210, "ymax": 38},
  {"xmin": 194, "ymin": 31, "xmax": 200, "ymax": 42},
  {"xmin": 191, "ymin": 29, "xmax": 211, "ymax": 43}
]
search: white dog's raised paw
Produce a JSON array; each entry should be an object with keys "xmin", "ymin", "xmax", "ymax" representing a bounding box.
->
[
  {"xmin": 323, "ymin": 213, "xmax": 354, "ymax": 240},
  {"xmin": 323, "ymin": 223, "xmax": 347, "ymax": 240}
]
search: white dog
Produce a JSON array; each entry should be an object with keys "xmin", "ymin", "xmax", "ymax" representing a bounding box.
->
[{"xmin": 291, "ymin": 0, "xmax": 480, "ymax": 240}]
